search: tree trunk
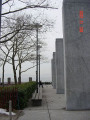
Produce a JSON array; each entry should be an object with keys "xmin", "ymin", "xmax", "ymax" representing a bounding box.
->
[
  {"xmin": 12, "ymin": 57, "xmax": 17, "ymax": 85},
  {"xmin": 2, "ymin": 63, "xmax": 5, "ymax": 87},
  {"xmin": 18, "ymin": 63, "xmax": 21, "ymax": 84}
]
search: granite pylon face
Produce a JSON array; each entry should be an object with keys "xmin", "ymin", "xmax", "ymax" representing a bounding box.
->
[
  {"xmin": 52, "ymin": 52, "xmax": 56, "ymax": 89},
  {"xmin": 51, "ymin": 59, "xmax": 54, "ymax": 87},
  {"xmin": 63, "ymin": 0, "xmax": 90, "ymax": 110},
  {"xmin": 55, "ymin": 38, "xmax": 64, "ymax": 94}
]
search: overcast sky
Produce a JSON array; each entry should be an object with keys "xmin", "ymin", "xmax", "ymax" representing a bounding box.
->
[{"xmin": 0, "ymin": 0, "xmax": 63, "ymax": 82}]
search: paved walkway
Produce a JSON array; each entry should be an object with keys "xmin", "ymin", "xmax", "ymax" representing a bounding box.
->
[{"xmin": 17, "ymin": 85, "xmax": 90, "ymax": 120}]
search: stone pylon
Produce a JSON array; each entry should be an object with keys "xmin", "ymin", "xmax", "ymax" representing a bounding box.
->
[
  {"xmin": 63, "ymin": 0, "xmax": 90, "ymax": 110},
  {"xmin": 55, "ymin": 38, "xmax": 64, "ymax": 94}
]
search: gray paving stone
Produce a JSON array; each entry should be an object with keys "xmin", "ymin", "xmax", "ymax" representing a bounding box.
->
[{"xmin": 17, "ymin": 85, "xmax": 90, "ymax": 120}]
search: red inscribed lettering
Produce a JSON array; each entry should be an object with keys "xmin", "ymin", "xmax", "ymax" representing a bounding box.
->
[
  {"xmin": 79, "ymin": 11, "xmax": 83, "ymax": 18},
  {"xmin": 80, "ymin": 20, "xmax": 83, "ymax": 24},
  {"xmin": 79, "ymin": 27, "xmax": 83, "ymax": 32}
]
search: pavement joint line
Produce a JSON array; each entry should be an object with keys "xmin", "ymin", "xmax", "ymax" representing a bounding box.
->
[{"xmin": 45, "ymin": 95, "xmax": 52, "ymax": 120}]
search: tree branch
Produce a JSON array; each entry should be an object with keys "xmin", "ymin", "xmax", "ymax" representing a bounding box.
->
[
  {"xmin": 2, "ymin": 0, "xmax": 11, "ymax": 5},
  {"xmin": 2, "ymin": 5, "xmax": 57, "ymax": 15},
  {"xmin": 21, "ymin": 64, "xmax": 36, "ymax": 73}
]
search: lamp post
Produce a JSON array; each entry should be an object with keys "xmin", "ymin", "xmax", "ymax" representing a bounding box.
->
[
  {"xmin": 38, "ymin": 45, "xmax": 42, "ymax": 87},
  {"xmin": 35, "ymin": 23, "xmax": 42, "ymax": 93},
  {"xmin": 39, "ymin": 54, "xmax": 40, "ymax": 87},
  {"xmin": 25, "ymin": 23, "xmax": 42, "ymax": 93}
]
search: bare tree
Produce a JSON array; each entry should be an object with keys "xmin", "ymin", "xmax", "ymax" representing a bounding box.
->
[
  {"xmin": 1, "ymin": 0, "xmax": 56, "ymax": 43},
  {"xmin": 0, "ymin": 10, "xmax": 53, "ymax": 85},
  {"xmin": 0, "ymin": 42, "xmax": 13, "ymax": 86}
]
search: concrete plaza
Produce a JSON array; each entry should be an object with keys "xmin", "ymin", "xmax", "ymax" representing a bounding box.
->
[{"xmin": 17, "ymin": 85, "xmax": 90, "ymax": 120}]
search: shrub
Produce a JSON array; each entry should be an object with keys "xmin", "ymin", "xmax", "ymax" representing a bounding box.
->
[
  {"xmin": 0, "ymin": 81, "xmax": 36, "ymax": 110},
  {"xmin": 17, "ymin": 81, "xmax": 36, "ymax": 109}
]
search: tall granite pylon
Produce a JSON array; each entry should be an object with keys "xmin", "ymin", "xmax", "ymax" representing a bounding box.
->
[
  {"xmin": 63, "ymin": 0, "xmax": 90, "ymax": 110},
  {"xmin": 55, "ymin": 38, "xmax": 64, "ymax": 94},
  {"xmin": 51, "ymin": 52, "xmax": 56, "ymax": 89},
  {"xmin": 51, "ymin": 59, "xmax": 54, "ymax": 87},
  {"xmin": 53, "ymin": 52, "xmax": 56, "ymax": 89}
]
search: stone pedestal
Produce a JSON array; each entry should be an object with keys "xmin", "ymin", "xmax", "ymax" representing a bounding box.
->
[
  {"xmin": 29, "ymin": 77, "xmax": 32, "ymax": 82},
  {"xmin": 63, "ymin": 0, "xmax": 90, "ymax": 110},
  {"xmin": 55, "ymin": 38, "xmax": 64, "ymax": 94}
]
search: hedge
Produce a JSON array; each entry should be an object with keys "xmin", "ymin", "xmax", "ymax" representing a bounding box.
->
[
  {"xmin": 0, "ymin": 81, "xmax": 37, "ymax": 110},
  {"xmin": 17, "ymin": 81, "xmax": 37, "ymax": 109}
]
